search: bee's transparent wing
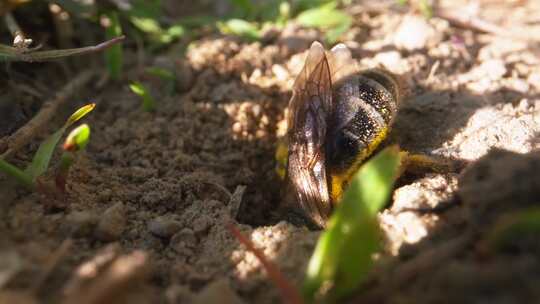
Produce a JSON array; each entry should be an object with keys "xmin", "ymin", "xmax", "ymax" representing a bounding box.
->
[
  {"xmin": 327, "ymin": 43, "xmax": 359, "ymax": 84},
  {"xmin": 286, "ymin": 41, "xmax": 333, "ymax": 227}
]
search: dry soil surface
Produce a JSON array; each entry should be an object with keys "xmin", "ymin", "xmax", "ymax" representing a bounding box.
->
[{"xmin": 1, "ymin": 1, "xmax": 540, "ymax": 303}]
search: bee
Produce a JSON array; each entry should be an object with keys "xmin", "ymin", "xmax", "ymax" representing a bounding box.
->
[{"xmin": 284, "ymin": 41, "xmax": 401, "ymax": 228}]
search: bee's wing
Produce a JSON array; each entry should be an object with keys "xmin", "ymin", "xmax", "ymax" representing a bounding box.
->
[
  {"xmin": 286, "ymin": 41, "xmax": 333, "ymax": 227},
  {"xmin": 327, "ymin": 43, "xmax": 359, "ymax": 84}
]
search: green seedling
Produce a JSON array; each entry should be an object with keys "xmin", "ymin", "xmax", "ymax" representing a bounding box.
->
[
  {"xmin": 56, "ymin": 124, "xmax": 91, "ymax": 192},
  {"xmin": 0, "ymin": 158, "xmax": 34, "ymax": 188},
  {"xmin": 129, "ymin": 16, "xmax": 185, "ymax": 44},
  {"xmin": 124, "ymin": 0, "xmax": 184, "ymax": 45},
  {"xmin": 276, "ymin": 1, "xmax": 291, "ymax": 26},
  {"xmin": 303, "ymin": 146, "xmax": 401, "ymax": 302},
  {"xmin": 0, "ymin": 103, "xmax": 95, "ymax": 190},
  {"xmin": 129, "ymin": 81, "xmax": 155, "ymax": 112},
  {"xmin": 295, "ymin": 1, "xmax": 352, "ymax": 44},
  {"xmin": 146, "ymin": 67, "xmax": 175, "ymax": 81},
  {"xmin": 217, "ymin": 19, "xmax": 262, "ymax": 41},
  {"xmin": 103, "ymin": 11, "xmax": 123, "ymax": 80}
]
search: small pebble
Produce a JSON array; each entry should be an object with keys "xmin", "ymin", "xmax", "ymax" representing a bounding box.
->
[
  {"xmin": 394, "ymin": 15, "xmax": 436, "ymax": 51},
  {"xmin": 479, "ymin": 59, "xmax": 507, "ymax": 80},
  {"xmin": 66, "ymin": 211, "xmax": 98, "ymax": 237},
  {"xmin": 192, "ymin": 279, "xmax": 245, "ymax": 304},
  {"xmin": 95, "ymin": 202, "xmax": 126, "ymax": 241},
  {"xmin": 148, "ymin": 216, "xmax": 182, "ymax": 239}
]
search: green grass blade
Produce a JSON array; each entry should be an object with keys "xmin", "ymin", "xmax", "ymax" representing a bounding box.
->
[
  {"xmin": 296, "ymin": 2, "xmax": 351, "ymax": 29},
  {"xmin": 129, "ymin": 81, "xmax": 155, "ymax": 112},
  {"xmin": 303, "ymin": 146, "xmax": 401, "ymax": 301},
  {"xmin": 104, "ymin": 11, "xmax": 123, "ymax": 80},
  {"xmin": 0, "ymin": 159, "xmax": 34, "ymax": 189},
  {"xmin": 130, "ymin": 16, "xmax": 162, "ymax": 34},
  {"xmin": 24, "ymin": 128, "xmax": 66, "ymax": 180},
  {"xmin": 146, "ymin": 67, "xmax": 175, "ymax": 81},
  {"xmin": 217, "ymin": 19, "xmax": 261, "ymax": 41}
]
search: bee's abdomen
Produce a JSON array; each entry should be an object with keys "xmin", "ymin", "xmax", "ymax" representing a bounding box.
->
[
  {"xmin": 360, "ymin": 69, "xmax": 400, "ymax": 109},
  {"xmin": 326, "ymin": 69, "xmax": 399, "ymax": 173},
  {"xmin": 356, "ymin": 69, "xmax": 399, "ymax": 124}
]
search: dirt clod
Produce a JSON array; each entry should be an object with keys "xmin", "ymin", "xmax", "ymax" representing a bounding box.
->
[
  {"xmin": 95, "ymin": 202, "xmax": 127, "ymax": 242},
  {"xmin": 65, "ymin": 211, "xmax": 98, "ymax": 238},
  {"xmin": 2, "ymin": 1, "xmax": 540, "ymax": 303},
  {"xmin": 148, "ymin": 216, "xmax": 182, "ymax": 239},
  {"xmin": 192, "ymin": 279, "xmax": 245, "ymax": 304}
]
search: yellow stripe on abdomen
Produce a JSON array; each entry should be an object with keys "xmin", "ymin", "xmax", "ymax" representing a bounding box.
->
[{"xmin": 330, "ymin": 126, "xmax": 389, "ymax": 203}]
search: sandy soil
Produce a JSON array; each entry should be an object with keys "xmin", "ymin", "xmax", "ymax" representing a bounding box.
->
[{"xmin": 1, "ymin": 0, "xmax": 540, "ymax": 303}]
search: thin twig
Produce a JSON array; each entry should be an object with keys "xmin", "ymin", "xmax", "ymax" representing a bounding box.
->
[
  {"xmin": 227, "ymin": 222, "xmax": 304, "ymax": 304},
  {"xmin": 228, "ymin": 185, "xmax": 246, "ymax": 220},
  {"xmin": 0, "ymin": 36, "xmax": 125, "ymax": 62},
  {"xmin": 1, "ymin": 70, "xmax": 97, "ymax": 158},
  {"xmin": 425, "ymin": 60, "xmax": 440, "ymax": 83}
]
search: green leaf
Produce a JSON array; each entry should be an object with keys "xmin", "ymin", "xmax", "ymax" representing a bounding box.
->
[
  {"xmin": 25, "ymin": 128, "xmax": 66, "ymax": 180},
  {"xmin": 129, "ymin": 16, "xmax": 185, "ymax": 44},
  {"xmin": 0, "ymin": 159, "xmax": 34, "ymax": 189},
  {"xmin": 129, "ymin": 81, "xmax": 155, "ymax": 112},
  {"xmin": 325, "ymin": 17, "xmax": 352, "ymax": 44},
  {"xmin": 130, "ymin": 16, "xmax": 162, "ymax": 34},
  {"xmin": 217, "ymin": 19, "xmax": 261, "ymax": 41},
  {"xmin": 66, "ymin": 103, "xmax": 95, "ymax": 126},
  {"xmin": 104, "ymin": 11, "xmax": 123, "ymax": 80},
  {"xmin": 303, "ymin": 146, "xmax": 401, "ymax": 301},
  {"xmin": 160, "ymin": 24, "xmax": 185, "ymax": 44},
  {"xmin": 276, "ymin": 1, "xmax": 291, "ymax": 26},
  {"xmin": 63, "ymin": 124, "xmax": 91, "ymax": 151},
  {"xmin": 25, "ymin": 104, "xmax": 95, "ymax": 180},
  {"xmin": 296, "ymin": 2, "xmax": 351, "ymax": 30},
  {"xmin": 146, "ymin": 67, "xmax": 175, "ymax": 81}
]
